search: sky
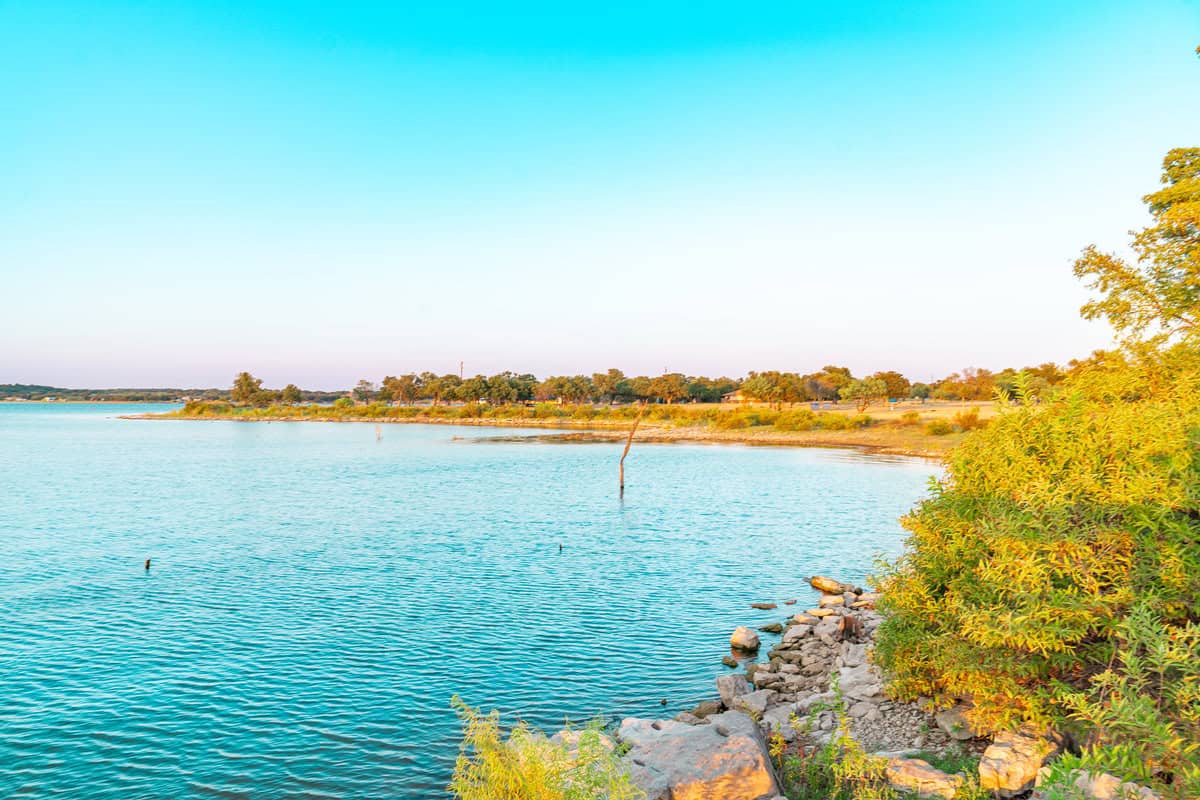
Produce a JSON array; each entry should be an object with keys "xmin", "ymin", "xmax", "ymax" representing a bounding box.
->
[{"xmin": 2, "ymin": 1, "xmax": 1199, "ymax": 389}]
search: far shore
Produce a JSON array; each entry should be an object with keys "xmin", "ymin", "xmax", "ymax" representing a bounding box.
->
[{"xmin": 125, "ymin": 410, "xmax": 962, "ymax": 458}]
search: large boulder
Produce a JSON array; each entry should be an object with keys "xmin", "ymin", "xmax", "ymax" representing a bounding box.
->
[
  {"xmin": 619, "ymin": 710, "xmax": 780, "ymax": 800},
  {"xmin": 834, "ymin": 661, "xmax": 884, "ymax": 702},
  {"xmin": 810, "ymin": 575, "xmax": 847, "ymax": 593},
  {"xmin": 886, "ymin": 756, "xmax": 965, "ymax": 799},
  {"xmin": 979, "ymin": 724, "xmax": 1063, "ymax": 797},
  {"xmin": 731, "ymin": 626, "xmax": 761, "ymax": 651},
  {"xmin": 716, "ymin": 673, "xmax": 750, "ymax": 707}
]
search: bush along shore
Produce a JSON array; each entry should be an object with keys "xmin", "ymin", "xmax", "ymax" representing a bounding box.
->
[
  {"xmin": 140, "ymin": 400, "xmax": 986, "ymax": 458},
  {"xmin": 451, "ymin": 576, "xmax": 1166, "ymax": 800}
]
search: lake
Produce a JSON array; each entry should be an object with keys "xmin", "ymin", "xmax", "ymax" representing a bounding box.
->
[{"xmin": 0, "ymin": 403, "xmax": 938, "ymax": 798}]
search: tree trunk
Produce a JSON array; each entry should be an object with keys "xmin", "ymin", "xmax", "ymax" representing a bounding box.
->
[{"xmin": 619, "ymin": 402, "xmax": 648, "ymax": 497}]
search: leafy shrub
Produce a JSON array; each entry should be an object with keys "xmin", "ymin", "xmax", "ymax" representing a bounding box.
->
[
  {"xmin": 458, "ymin": 403, "xmax": 485, "ymax": 418},
  {"xmin": 774, "ymin": 409, "xmax": 817, "ymax": 431},
  {"xmin": 715, "ymin": 412, "xmax": 752, "ymax": 429},
  {"xmin": 951, "ymin": 408, "xmax": 987, "ymax": 431},
  {"xmin": 923, "ymin": 419, "xmax": 954, "ymax": 436},
  {"xmin": 532, "ymin": 403, "xmax": 568, "ymax": 418},
  {"xmin": 898, "ymin": 410, "xmax": 922, "ymax": 426},
  {"xmin": 333, "ymin": 397, "xmax": 354, "ymax": 409},
  {"xmin": 874, "ymin": 355, "xmax": 1200, "ymax": 798},
  {"xmin": 1058, "ymin": 604, "xmax": 1200, "ymax": 796},
  {"xmin": 448, "ymin": 698, "xmax": 644, "ymax": 800},
  {"xmin": 846, "ymin": 414, "xmax": 874, "ymax": 429},
  {"xmin": 814, "ymin": 413, "xmax": 851, "ymax": 431}
]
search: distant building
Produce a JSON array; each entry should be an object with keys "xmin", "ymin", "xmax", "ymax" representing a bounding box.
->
[{"xmin": 721, "ymin": 390, "xmax": 749, "ymax": 404}]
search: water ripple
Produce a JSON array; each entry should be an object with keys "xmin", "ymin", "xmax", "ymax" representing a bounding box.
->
[{"xmin": 0, "ymin": 404, "xmax": 937, "ymax": 797}]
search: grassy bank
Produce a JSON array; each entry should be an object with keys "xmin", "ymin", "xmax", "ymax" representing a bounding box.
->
[{"xmin": 139, "ymin": 400, "xmax": 991, "ymax": 457}]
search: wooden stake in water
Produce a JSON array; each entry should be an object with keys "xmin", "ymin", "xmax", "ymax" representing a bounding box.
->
[
  {"xmin": 619, "ymin": 402, "xmax": 647, "ymax": 498},
  {"xmin": 375, "ymin": 424, "xmax": 382, "ymax": 442}
]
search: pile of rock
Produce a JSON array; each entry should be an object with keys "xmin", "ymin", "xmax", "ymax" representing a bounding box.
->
[
  {"xmin": 597, "ymin": 573, "xmax": 1157, "ymax": 800},
  {"xmin": 605, "ymin": 575, "xmax": 953, "ymax": 799}
]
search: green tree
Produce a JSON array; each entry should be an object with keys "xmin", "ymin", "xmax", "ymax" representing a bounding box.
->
[
  {"xmin": 457, "ymin": 375, "xmax": 490, "ymax": 403},
  {"xmin": 485, "ymin": 373, "xmax": 519, "ymax": 405},
  {"xmin": 803, "ymin": 365, "xmax": 852, "ymax": 401},
  {"xmin": 742, "ymin": 371, "xmax": 804, "ymax": 408},
  {"xmin": 908, "ymin": 382, "xmax": 931, "ymax": 401},
  {"xmin": 281, "ymin": 384, "xmax": 302, "ymax": 405},
  {"xmin": 591, "ymin": 369, "xmax": 626, "ymax": 403},
  {"xmin": 381, "ymin": 374, "xmax": 420, "ymax": 404},
  {"xmin": 353, "ymin": 379, "xmax": 377, "ymax": 402},
  {"xmin": 838, "ymin": 377, "xmax": 887, "ymax": 412},
  {"xmin": 231, "ymin": 372, "xmax": 263, "ymax": 405},
  {"xmin": 875, "ymin": 150, "xmax": 1200, "ymax": 799},
  {"xmin": 869, "ymin": 370, "xmax": 910, "ymax": 400},
  {"xmin": 649, "ymin": 373, "xmax": 688, "ymax": 404},
  {"xmin": 627, "ymin": 376, "xmax": 654, "ymax": 402},
  {"xmin": 424, "ymin": 374, "xmax": 461, "ymax": 405},
  {"xmin": 1074, "ymin": 148, "xmax": 1200, "ymax": 346},
  {"xmin": 686, "ymin": 376, "xmax": 737, "ymax": 403}
]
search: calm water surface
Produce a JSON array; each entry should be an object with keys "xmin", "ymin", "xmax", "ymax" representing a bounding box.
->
[{"xmin": 0, "ymin": 403, "xmax": 938, "ymax": 798}]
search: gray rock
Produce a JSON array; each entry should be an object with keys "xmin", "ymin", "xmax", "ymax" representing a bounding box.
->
[
  {"xmin": 619, "ymin": 710, "xmax": 781, "ymax": 800},
  {"xmin": 732, "ymin": 689, "xmax": 777, "ymax": 717},
  {"xmin": 836, "ymin": 661, "xmax": 883, "ymax": 702},
  {"xmin": 716, "ymin": 673, "xmax": 751, "ymax": 707},
  {"xmin": 781, "ymin": 624, "xmax": 811, "ymax": 645},
  {"xmin": 813, "ymin": 618, "xmax": 840, "ymax": 642},
  {"xmin": 935, "ymin": 703, "xmax": 990, "ymax": 740},
  {"xmin": 760, "ymin": 703, "xmax": 799, "ymax": 742}
]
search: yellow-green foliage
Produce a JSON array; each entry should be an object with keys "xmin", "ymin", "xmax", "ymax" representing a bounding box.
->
[
  {"xmin": 171, "ymin": 399, "xmax": 908, "ymax": 437},
  {"xmin": 448, "ymin": 699, "xmax": 644, "ymax": 800},
  {"xmin": 923, "ymin": 419, "xmax": 954, "ymax": 436},
  {"xmin": 770, "ymin": 679, "xmax": 986, "ymax": 800},
  {"xmin": 950, "ymin": 408, "xmax": 987, "ymax": 431},
  {"xmin": 874, "ymin": 354, "xmax": 1200, "ymax": 796}
]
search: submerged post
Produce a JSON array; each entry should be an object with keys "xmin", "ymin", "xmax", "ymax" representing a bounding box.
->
[{"xmin": 619, "ymin": 402, "xmax": 647, "ymax": 497}]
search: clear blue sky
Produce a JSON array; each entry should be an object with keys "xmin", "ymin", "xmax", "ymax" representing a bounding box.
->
[{"xmin": 2, "ymin": 1, "xmax": 1198, "ymax": 389}]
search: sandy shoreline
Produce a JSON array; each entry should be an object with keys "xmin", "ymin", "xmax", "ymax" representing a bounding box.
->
[{"xmin": 123, "ymin": 412, "xmax": 955, "ymax": 459}]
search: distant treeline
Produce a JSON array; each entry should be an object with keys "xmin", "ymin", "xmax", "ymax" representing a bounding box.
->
[
  {"xmin": 3, "ymin": 361, "xmax": 1073, "ymax": 407},
  {"xmin": 0, "ymin": 384, "xmax": 344, "ymax": 403},
  {"xmin": 227, "ymin": 362, "xmax": 1071, "ymax": 410}
]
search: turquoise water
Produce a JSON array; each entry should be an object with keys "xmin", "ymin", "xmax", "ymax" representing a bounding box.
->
[{"xmin": 0, "ymin": 403, "xmax": 938, "ymax": 798}]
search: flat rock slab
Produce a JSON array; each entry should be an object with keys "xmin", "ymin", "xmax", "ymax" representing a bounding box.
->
[
  {"xmin": 979, "ymin": 724, "xmax": 1062, "ymax": 798},
  {"xmin": 886, "ymin": 756, "xmax": 964, "ymax": 799},
  {"xmin": 619, "ymin": 710, "xmax": 780, "ymax": 800}
]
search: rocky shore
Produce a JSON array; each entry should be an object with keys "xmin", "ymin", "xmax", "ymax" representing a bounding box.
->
[{"xmin": 582, "ymin": 576, "xmax": 1160, "ymax": 800}]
